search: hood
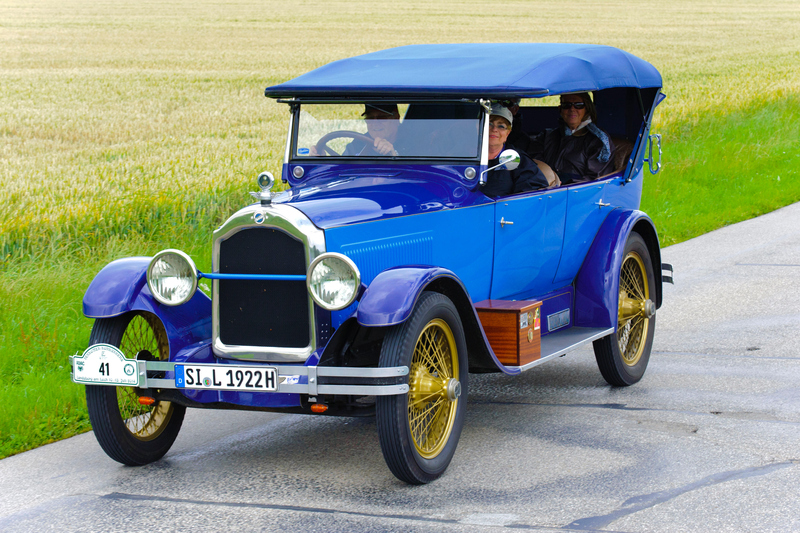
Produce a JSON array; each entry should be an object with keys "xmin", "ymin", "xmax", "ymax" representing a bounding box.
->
[{"xmin": 272, "ymin": 167, "xmax": 491, "ymax": 229}]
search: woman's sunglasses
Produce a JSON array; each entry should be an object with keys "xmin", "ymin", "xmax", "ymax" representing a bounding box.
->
[{"xmin": 560, "ymin": 102, "xmax": 586, "ymax": 110}]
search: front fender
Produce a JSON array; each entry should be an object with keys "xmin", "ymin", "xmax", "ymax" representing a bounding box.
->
[
  {"xmin": 356, "ymin": 266, "xmax": 457, "ymax": 327},
  {"xmin": 357, "ymin": 266, "xmax": 518, "ymax": 375},
  {"xmin": 83, "ymin": 257, "xmax": 212, "ymax": 358},
  {"xmin": 83, "ymin": 257, "xmax": 151, "ymax": 318},
  {"xmin": 574, "ymin": 209, "xmax": 662, "ymax": 329}
]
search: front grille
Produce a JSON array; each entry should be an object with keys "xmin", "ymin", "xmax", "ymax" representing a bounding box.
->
[{"xmin": 218, "ymin": 227, "xmax": 309, "ymax": 348}]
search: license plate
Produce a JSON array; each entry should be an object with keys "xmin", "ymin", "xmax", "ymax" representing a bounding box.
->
[
  {"xmin": 72, "ymin": 344, "xmax": 139, "ymax": 386},
  {"xmin": 175, "ymin": 364, "xmax": 277, "ymax": 391}
]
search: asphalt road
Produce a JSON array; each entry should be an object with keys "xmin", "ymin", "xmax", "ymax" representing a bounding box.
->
[{"xmin": 2, "ymin": 203, "xmax": 799, "ymax": 533}]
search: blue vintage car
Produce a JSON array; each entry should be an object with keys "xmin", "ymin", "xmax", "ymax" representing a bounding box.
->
[{"xmin": 71, "ymin": 44, "xmax": 670, "ymax": 484}]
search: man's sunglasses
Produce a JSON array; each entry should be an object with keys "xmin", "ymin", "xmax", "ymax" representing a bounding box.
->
[{"xmin": 560, "ymin": 102, "xmax": 586, "ymax": 110}]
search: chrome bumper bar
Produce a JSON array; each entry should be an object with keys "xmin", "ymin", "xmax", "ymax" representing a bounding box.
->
[{"xmin": 69, "ymin": 357, "xmax": 409, "ymax": 396}]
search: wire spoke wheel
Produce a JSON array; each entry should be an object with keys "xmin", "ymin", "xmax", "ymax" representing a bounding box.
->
[
  {"xmin": 377, "ymin": 292, "xmax": 467, "ymax": 484},
  {"xmin": 85, "ymin": 312, "xmax": 185, "ymax": 465},
  {"xmin": 407, "ymin": 318, "xmax": 459, "ymax": 459},
  {"xmin": 593, "ymin": 232, "xmax": 656, "ymax": 386},
  {"xmin": 115, "ymin": 314, "xmax": 174, "ymax": 441},
  {"xmin": 617, "ymin": 252, "xmax": 650, "ymax": 366}
]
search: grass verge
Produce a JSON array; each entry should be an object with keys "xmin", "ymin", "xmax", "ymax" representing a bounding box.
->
[{"xmin": 646, "ymin": 94, "xmax": 800, "ymax": 245}]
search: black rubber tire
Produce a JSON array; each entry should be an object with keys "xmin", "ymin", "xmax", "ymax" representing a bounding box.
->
[
  {"xmin": 376, "ymin": 292, "xmax": 468, "ymax": 484},
  {"xmin": 593, "ymin": 232, "xmax": 656, "ymax": 386},
  {"xmin": 85, "ymin": 312, "xmax": 185, "ymax": 465}
]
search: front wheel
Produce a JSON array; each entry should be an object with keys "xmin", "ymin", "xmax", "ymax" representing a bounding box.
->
[
  {"xmin": 593, "ymin": 232, "xmax": 656, "ymax": 386},
  {"xmin": 85, "ymin": 312, "xmax": 185, "ymax": 465},
  {"xmin": 376, "ymin": 292, "xmax": 468, "ymax": 484}
]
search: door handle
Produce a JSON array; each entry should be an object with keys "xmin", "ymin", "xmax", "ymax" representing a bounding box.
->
[
  {"xmin": 596, "ymin": 199, "xmax": 610, "ymax": 208},
  {"xmin": 500, "ymin": 217, "xmax": 514, "ymax": 227}
]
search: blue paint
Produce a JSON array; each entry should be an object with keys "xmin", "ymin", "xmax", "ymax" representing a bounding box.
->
[
  {"xmin": 266, "ymin": 44, "xmax": 662, "ymax": 98},
  {"xmin": 276, "ymin": 166, "xmax": 490, "ymax": 225},
  {"xmin": 357, "ymin": 267, "xmax": 460, "ymax": 326},
  {"xmin": 199, "ymin": 272, "xmax": 306, "ymax": 281},
  {"xmin": 83, "ymin": 257, "xmax": 150, "ymax": 318},
  {"xmin": 491, "ymin": 188, "xmax": 568, "ymax": 299},
  {"xmin": 325, "ymin": 202, "xmax": 495, "ymax": 329},
  {"xmin": 573, "ymin": 209, "xmax": 657, "ymax": 329}
]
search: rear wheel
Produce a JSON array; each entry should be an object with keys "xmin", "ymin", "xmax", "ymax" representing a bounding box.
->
[
  {"xmin": 85, "ymin": 312, "xmax": 185, "ymax": 465},
  {"xmin": 377, "ymin": 292, "xmax": 468, "ymax": 484},
  {"xmin": 593, "ymin": 232, "xmax": 656, "ymax": 386}
]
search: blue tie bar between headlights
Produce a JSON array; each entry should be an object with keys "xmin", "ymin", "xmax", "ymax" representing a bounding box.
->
[{"xmin": 198, "ymin": 271, "xmax": 307, "ymax": 281}]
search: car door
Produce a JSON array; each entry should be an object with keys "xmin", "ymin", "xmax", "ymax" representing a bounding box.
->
[
  {"xmin": 490, "ymin": 188, "xmax": 568, "ymax": 300},
  {"xmin": 552, "ymin": 181, "xmax": 614, "ymax": 286}
]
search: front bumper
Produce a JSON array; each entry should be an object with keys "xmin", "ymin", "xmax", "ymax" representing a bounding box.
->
[{"xmin": 69, "ymin": 356, "xmax": 409, "ymax": 396}]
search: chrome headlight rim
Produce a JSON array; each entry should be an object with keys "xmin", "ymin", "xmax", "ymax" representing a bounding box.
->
[
  {"xmin": 146, "ymin": 249, "xmax": 199, "ymax": 306},
  {"xmin": 306, "ymin": 252, "xmax": 361, "ymax": 311}
]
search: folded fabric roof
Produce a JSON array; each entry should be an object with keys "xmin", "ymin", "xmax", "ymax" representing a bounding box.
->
[{"xmin": 265, "ymin": 43, "xmax": 662, "ymax": 99}]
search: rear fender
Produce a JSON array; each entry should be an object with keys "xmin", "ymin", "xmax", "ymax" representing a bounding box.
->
[
  {"xmin": 357, "ymin": 266, "xmax": 518, "ymax": 374},
  {"xmin": 83, "ymin": 257, "xmax": 212, "ymax": 357},
  {"xmin": 574, "ymin": 210, "xmax": 662, "ymax": 329}
]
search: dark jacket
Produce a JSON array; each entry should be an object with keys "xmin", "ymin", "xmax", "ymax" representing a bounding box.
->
[
  {"xmin": 480, "ymin": 149, "xmax": 548, "ymax": 198},
  {"xmin": 513, "ymin": 122, "xmax": 615, "ymax": 184}
]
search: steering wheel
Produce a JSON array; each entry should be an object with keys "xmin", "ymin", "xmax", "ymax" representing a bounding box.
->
[{"xmin": 315, "ymin": 131, "xmax": 375, "ymax": 156}]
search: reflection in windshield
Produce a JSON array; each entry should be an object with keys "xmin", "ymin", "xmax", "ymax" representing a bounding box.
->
[{"xmin": 295, "ymin": 103, "xmax": 482, "ymax": 159}]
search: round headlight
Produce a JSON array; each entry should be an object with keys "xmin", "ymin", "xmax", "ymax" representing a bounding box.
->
[
  {"xmin": 147, "ymin": 249, "xmax": 198, "ymax": 306},
  {"xmin": 307, "ymin": 253, "xmax": 360, "ymax": 311}
]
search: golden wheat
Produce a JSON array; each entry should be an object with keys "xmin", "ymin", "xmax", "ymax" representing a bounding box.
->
[{"xmin": 2, "ymin": 0, "xmax": 799, "ymax": 259}]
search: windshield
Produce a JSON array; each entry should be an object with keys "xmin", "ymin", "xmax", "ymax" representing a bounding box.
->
[{"xmin": 294, "ymin": 102, "xmax": 482, "ymax": 159}]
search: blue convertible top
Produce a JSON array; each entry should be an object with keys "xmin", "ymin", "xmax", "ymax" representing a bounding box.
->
[{"xmin": 265, "ymin": 44, "xmax": 662, "ymax": 99}]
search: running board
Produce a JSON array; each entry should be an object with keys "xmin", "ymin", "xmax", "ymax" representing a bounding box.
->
[{"xmin": 507, "ymin": 327, "xmax": 614, "ymax": 372}]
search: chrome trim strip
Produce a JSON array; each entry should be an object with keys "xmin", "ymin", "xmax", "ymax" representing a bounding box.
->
[
  {"xmin": 480, "ymin": 107, "xmax": 490, "ymax": 168},
  {"xmin": 317, "ymin": 366, "xmax": 409, "ymax": 377},
  {"xmin": 211, "ymin": 203, "xmax": 326, "ymax": 363},
  {"xmin": 320, "ymin": 384, "xmax": 409, "ymax": 395},
  {"xmin": 307, "ymin": 365, "xmax": 318, "ymax": 396},
  {"xmin": 274, "ymin": 384, "xmax": 409, "ymax": 395},
  {"xmin": 511, "ymin": 327, "xmax": 614, "ymax": 372},
  {"xmin": 134, "ymin": 362, "xmax": 409, "ymax": 377},
  {"xmin": 284, "ymin": 107, "xmax": 294, "ymax": 165},
  {"xmin": 87, "ymin": 362, "xmax": 411, "ymax": 397}
]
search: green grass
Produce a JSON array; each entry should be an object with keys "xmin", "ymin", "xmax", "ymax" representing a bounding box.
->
[
  {"xmin": 1, "ymin": 0, "xmax": 799, "ymax": 458},
  {"xmin": 645, "ymin": 94, "xmax": 800, "ymax": 244}
]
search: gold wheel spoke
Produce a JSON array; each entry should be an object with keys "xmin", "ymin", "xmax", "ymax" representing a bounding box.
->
[
  {"xmin": 417, "ymin": 334, "xmax": 437, "ymax": 370},
  {"xmin": 406, "ymin": 317, "xmax": 459, "ymax": 459},
  {"xmin": 433, "ymin": 337, "xmax": 451, "ymax": 379},
  {"xmin": 410, "ymin": 398, "xmax": 444, "ymax": 426},
  {"xmin": 410, "ymin": 402, "xmax": 444, "ymax": 440},
  {"xmin": 111, "ymin": 313, "xmax": 173, "ymax": 440},
  {"xmin": 409, "ymin": 391, "xmax": 443, "ymax": 407},
  {"xmin": 617, "ymin": 252, "xmax": 650, "ymax": 367}
]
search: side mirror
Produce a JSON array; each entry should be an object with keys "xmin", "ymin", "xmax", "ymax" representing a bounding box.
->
[
  {"xmin": 480, "ymin": 149, "xmax": 521, "ymax": 184},
  {"xmin": 498, "ymin": 149, "xmax": 521, "ymax": 170}
]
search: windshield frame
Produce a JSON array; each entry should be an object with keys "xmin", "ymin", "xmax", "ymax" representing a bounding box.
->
[{"xmin": 284, "ymin": 99, "xmax": 488, "ymax": 165}]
